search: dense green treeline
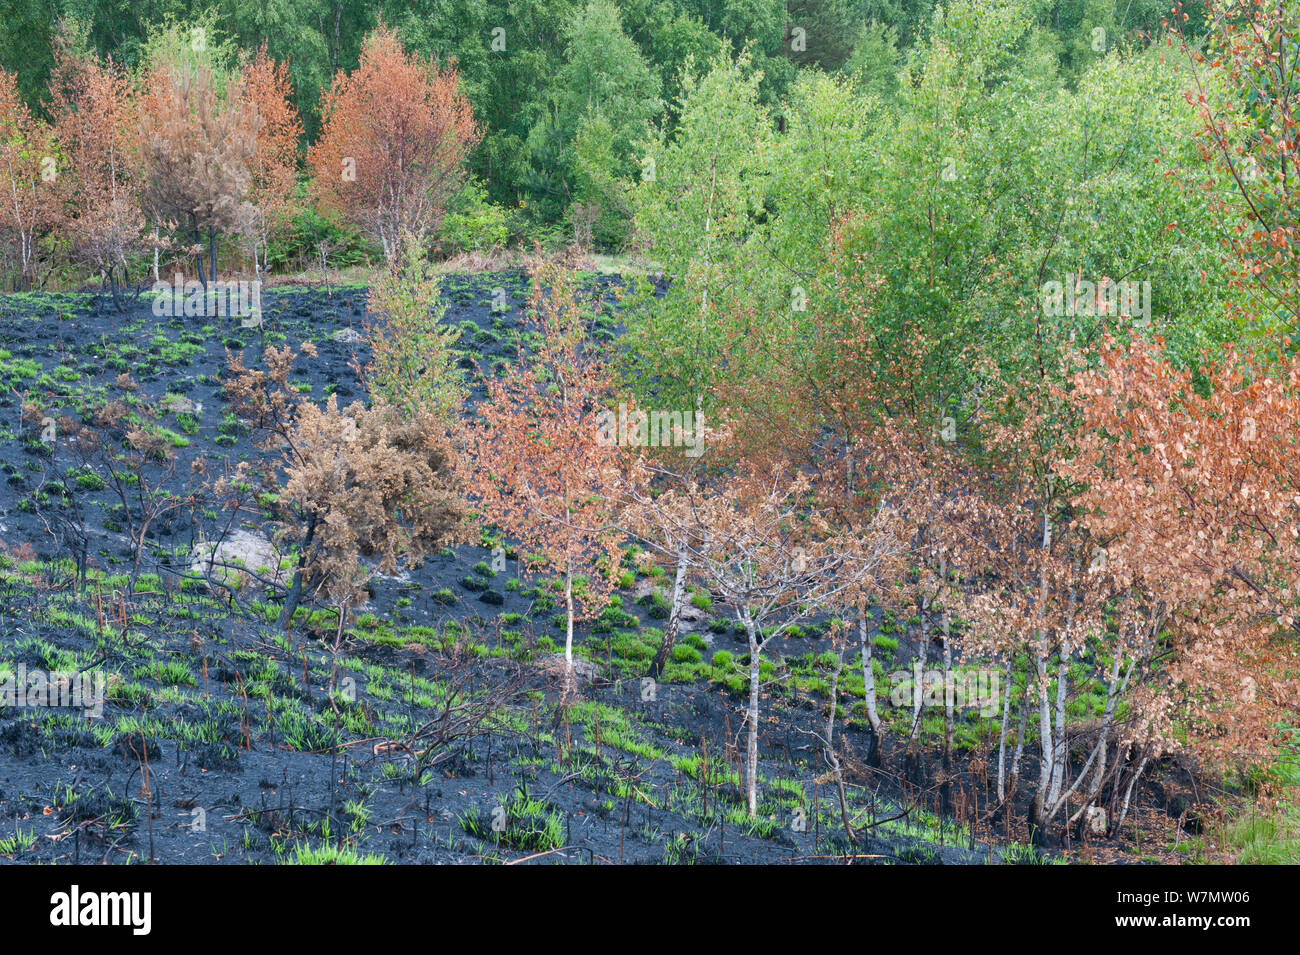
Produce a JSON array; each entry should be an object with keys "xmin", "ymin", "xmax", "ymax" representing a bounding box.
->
[
  {"xmin": 621, "ymin": 0, "xmax": 1246, "ymax": 433},
  {"xmin": 0, "ymin": 0, "xmax": 1204, "ymax": 243}
]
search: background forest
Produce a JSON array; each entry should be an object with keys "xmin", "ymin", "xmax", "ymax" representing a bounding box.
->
[{"xmin": 0, "ymin": 0, "xmax": 1211, "ymax": 270}]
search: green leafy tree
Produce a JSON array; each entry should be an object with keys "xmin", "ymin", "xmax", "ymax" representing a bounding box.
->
[
  {"xmin": 626, "ymin": 53, "xmax": 774, "ymax": 410},
  {"xmin": 553, "ymin": 0, "xmax": 662, "ymax": 166},
  {"xmin": 361, "ymin": 236, "xmax": 465, "ymax": 424}
]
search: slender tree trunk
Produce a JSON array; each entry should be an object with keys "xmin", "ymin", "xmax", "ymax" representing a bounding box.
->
[
  {"xmin": 209, "ymin": 228, "xmax": 218, "ymax": 287},
  {"xmin": 1030, "ymin": 512, "xmax": 1054, "ymax": 840},
  {"xmin": 194, "ymin": 217, "xmax": 207, "ymax": 290},
  {"xmin": 1031, "ymin": 641, "xmax": 1053, "ymax": 839},
  {"xmin": 908, "ymin": 594, "xmax": 929, "ymax": 750},
  {"xmin": 825, "ymin": 649, "xmax": 854, "ymax": 842},
  {"xmin": 857, "ymin": 610, "xmax": 880, "ymax": 734},
  {"xmin": 743, "ymin": 609, "xmax": 761, "ymax": 819},
  {"xmin": 1065, "ymin": 651, "xmax": 1134, "ymax": 831},
  {"xmin": 650, "ymin": 548, "xmax": 690, "ymax": 678},
  {"xmin": 940, "ymin": 610, "xmax": 955, "ymax": 813},
  {"xmin": 996, "ymin": 659, "xmax": 1013, "ymax": 802},
  {"xmin": 942, "ymin": 612, "xmax": 954, "ymax": 762},
  {"xmin": 278, "ymin": 516, "xmax": 317, "ymax": 629},
  {"xmin": 857, "ymin": 601, "xmax": 883, "ymax": 765},
  {"xmin": 1047, "ymin": 656, "xmax": 1070, "ymax": 812},
  {"xmin": 563, "ymin": 565, "xmax": 576, "ymax": 696},
  {"xmin": 129, "ymin": 522, "xmax": 150, "ymax": 593},
  {"xmin": 1092, "ymin": 655, "xmax": 1129, "ymax": 798},
  {"xmin": 1115, "ymin": 753, "xmax": 1150, "ymax": 834},
  {"xmin": 1009, "ymin": 670, "xmax": 1028, "ymax": 797}
]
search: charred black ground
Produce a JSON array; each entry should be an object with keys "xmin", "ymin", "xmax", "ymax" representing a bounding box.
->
[{"xmin": 0, "ymin": 276, "xmax": 1158, "ymax": 864}]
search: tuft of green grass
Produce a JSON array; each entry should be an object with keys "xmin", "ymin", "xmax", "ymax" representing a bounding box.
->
[
  {"xmin": 1225, "ymin": 749, "xmax": 1300, "ymax": 864},
  {"xmin": 461, "ymin": 789, "xmax": 564, "ymax": 852},
  {"xmin": 283, "ymin": 843, "xmax": 387, "ymax": 865}
]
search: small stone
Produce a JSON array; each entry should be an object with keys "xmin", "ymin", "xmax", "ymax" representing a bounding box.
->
[
  {"xmin": 160, "ymin": 393, "xmax": 202, "ymax": 415},
  {"xmin": 189, "ymin": 529, "xmax": 287, "ymax": 589}
]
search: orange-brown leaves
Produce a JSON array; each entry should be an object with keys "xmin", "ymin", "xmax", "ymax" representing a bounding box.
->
[
  {"xmin": 280, "ymin": 397, "xmax": 468, "ymax": 607},
  {"xmin": 1062, "ymin": 334, "xmax": 1300, "ymax": 761},
  {"xmin": 466, "ymin": 257, "xmax": 627, "ymax": 619},
  {"xmin": 48, "ymin": 44, "xmax": 144, "ymax": 279},
  {"xmin": 221, "ymin": 344, "xmax": 468, "ymax": 611},
  {"xmin": 138, "ymin": 60, "xmax": 260, "ymax": 236},
  {"xmin": 238, "ymin": 45, "xmax": 302, "ymax": 266},
  {"xmin": 1176, "ymin": 0, "xmax": 1300, "ymax": 321},
  {"xmin": 308, "ymin": 22, "xmax": 480, "ymax": 260},
  {"xmin": 0, "ymin": 69, "xmax": 57, "ymax": 286}
]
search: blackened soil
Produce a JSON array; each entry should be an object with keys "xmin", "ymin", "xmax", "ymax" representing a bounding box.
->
[{"xmin": 0, "ymin": 276, "xmax": 1010, "ymax": 865}]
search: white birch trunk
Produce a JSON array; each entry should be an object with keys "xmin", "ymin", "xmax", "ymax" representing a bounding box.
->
[
  {"xmin": 909, "ymin": 594, "xmax": 929, "ymax": 749},
  {"xmin": 664, "ymin": 549, "xmax": 689, "ymax": 658},
  {"xmin": 1032, "ymin": 639, "xmax": 1053, "ymax": 829},
  {"xmin": 858, "ymin": 603, "xmax": 882, "ymax": 736},
  {"xmin": 1031, "ymin": 512, "xmax": 1054, "ymax": 832},
  {"xmin": 1064, "ymin": 652, "xmax": 1133, "ymax": 828},
  {"xmin": 1115, "ymin": 754, "xmax": 1150, "ymax": 833},
  {"xmin": 1010, "ymin": 674, "xmax": 1028, "ymax": 795},
  {"xmin": 743, "ymin": 609, "xmax": 761, "ymax": 819},
  {"xmin": 996, "ymin": 659, "xmax": 1013, "ymax": 802},
  {"xmin": 563, "ymin": 567, "xmax": 575, "ymax": 696},
  {"xmin": 942, "ymin": 612, "xmax": 954, "ymax": 759}
]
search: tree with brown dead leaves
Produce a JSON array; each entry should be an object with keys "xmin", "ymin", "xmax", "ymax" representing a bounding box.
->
[
  {"xmin": 0, "ymin": 69, "xmax": 56, "ymax": 290},
  {"xmin": 138, "ymin": 58, "xmax": 259, "ymax": 288},
  {"xmin": 237, "ymin": 44, "xmax": 302, "ymax": 282},
  {"xmin": 308, "ymin": 21, "xmax": 479, "ymax": 262},
  {"xmin": 646, "ymin": 464, "xmax": 902, "ymax": 817},
  {"xmin": 466, "ymin": 257, "xmax": 629, "ymax": 696},
  {"xmin": 1061, "ymin": 334, "xmax": 1300, "ymax": 774},
  {"xmin": 220, "ymin": 342, "xmax": 469, "ymax": 641},
  {"xmin": 48, "ymin": 41, "xmax": 145, "ymax": 309}
]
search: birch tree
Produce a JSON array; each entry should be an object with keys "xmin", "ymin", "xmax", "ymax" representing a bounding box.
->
[
  {"xmin": 466, "ymin": 258, "xmax": 628, "ymax": 694},
  {"xmin": 237, "ymin": 44, "xmax": 302, "ymax": 280},
  {"xmin": 308, "ymin": 21, "xmax": 479, "ymax": 262},
  {"xmin": 619, "ymin": 472, "xmax": 706, "ymax": 680},
  {"xmin": 1177, "ymin": 0, "xmax": 1300, "ymax": 324},
  {"xmin": 0, "ymin": 69, "xmax": 54, "ymax": 290},
  {"xmin": 1061, "ymin": 333, "xmax": 1300, "ymax": 769},
  {"xmin": 665, "ymin": 465, "xmax": 901, "ymax": 817},
  {"xmin": 49, "ymin": 42, "xmax": 144, "ymax": 308},
  {"xmin": 139, "ymin": 59, "xmax": 259, "ymax": 288}
]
